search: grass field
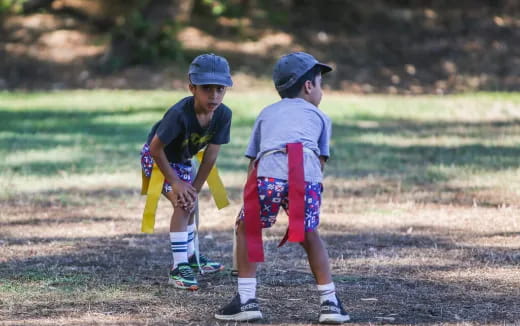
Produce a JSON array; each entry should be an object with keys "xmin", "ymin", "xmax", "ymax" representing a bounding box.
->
[{"xmin": 1, "ymin": 90, "xmax": 519, "ymax": 325}]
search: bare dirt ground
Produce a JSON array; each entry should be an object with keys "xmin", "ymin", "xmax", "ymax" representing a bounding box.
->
[{"xmin": 1, "ymin": 173, "xmax": 519, "ymax": 325}]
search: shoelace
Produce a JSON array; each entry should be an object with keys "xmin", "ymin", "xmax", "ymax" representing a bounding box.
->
[
  {"xmin": 178, "ymin": 265, "xmax": 195, "ymax": 279},
  {"xmin": 198, "ymin": 254, "xmax": 208, "ymax": 264}
]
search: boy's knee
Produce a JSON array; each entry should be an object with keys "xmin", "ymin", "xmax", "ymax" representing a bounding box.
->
[
  {"xmin": 301, "ymin": 229, "xmax": 320, "ymax": 245},
  {"xmin": 170, "ymin": 204, "xmax": 192, "ymax": 220},
  {"xmin": 235, "ymin": 219, "xmax": 246, "ymax": 234}
]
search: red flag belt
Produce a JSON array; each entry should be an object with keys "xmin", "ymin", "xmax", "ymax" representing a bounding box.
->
[{"xmin": 243, "ymin": 143, "xmax": 306, "ymax": 262}]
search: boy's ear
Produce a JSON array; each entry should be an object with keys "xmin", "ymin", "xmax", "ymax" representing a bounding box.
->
[
  {"xmin": 189, "ymin": 83, "xmax": 196, "ymax": 93},
  {"xmin": 303, "ymin": 80, "xmax": 313, "ymax": 94}
]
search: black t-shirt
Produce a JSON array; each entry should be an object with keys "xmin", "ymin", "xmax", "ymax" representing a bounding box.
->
[{"xmin": 146, "ymin": 96, "xmax": 232, "ymax": 163}]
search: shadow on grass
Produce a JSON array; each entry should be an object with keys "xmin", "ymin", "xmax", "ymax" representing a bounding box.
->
[
  {"xmin": 2, "ymin": 105, "xmax": 520, "ymax": 206},
  {"xmin": 329, "ymin": 119, "xmax": 520, "ymax": 176},
  {"xmin": 1, "ymin": 226, "xmax": 519, "ymax": 324},
  {"xmin": 0, "ymin": 216, "xmax": 127, "ymax": 228},
  {"xmin": 0, "ymin": 107, "xmax": 156, "ymax": 144},
  {"xmin": 0, "ymin": 106, "xmax": 158, "ymax": 175}
]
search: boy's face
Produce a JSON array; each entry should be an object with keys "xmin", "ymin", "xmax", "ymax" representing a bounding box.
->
[
  {"xmin": 189, "ymin": 84, "xmax": 227, "ymax": 113},
  {"xmin": 307, "ymin": 73, "xmax": 323, "ymax": 107}
]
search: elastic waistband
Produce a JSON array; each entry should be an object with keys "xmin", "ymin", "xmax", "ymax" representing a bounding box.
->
[{"xmin": 259, "ymin": 147, "xmax": 316, "ymax": 161}]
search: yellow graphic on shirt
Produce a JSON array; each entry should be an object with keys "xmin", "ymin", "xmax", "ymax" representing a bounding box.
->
[{"xmin": 182, "ymin": 133, "xmax": 213, "ymax": 148}]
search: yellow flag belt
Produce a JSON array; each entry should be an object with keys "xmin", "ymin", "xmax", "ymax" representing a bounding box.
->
[{"xmin": 141, "ymin": 151, "xmax": 229, "ymax": 233}]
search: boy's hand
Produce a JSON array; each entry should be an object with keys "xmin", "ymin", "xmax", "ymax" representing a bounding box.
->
[
  {"xmin": 181, "ymin": 198, "xmax": 197, "ymax": 213},
  {"xmin": 171, "ymin": 180, "xmax": 197, "ymax": 208}
]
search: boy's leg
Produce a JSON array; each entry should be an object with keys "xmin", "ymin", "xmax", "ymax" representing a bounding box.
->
[
  {"xmin": 297, "ymin": 182, "xmax": 350, "ymax": 324},
  {"xmin": 215, "ymin": 220, "xmax": 262, "ymax": 321},
  {"xmin": 301, "ymin": 230, "xmax": 350, "ymax": 323},
  {"xmin": 186, "ymin": 209, "xmax": 224, "ymax": 273},
  {"xmin": 236, "ymin": 221, "xmax": 259, "ymax": 307},
  {"xmin": 296, "ymin": 183, "xmax": 333, "ymax": 285},
  {"xmin": 216, "ymin": 177, "xmax": 284, "ymax": 321},
  {"xmin": 186, "ymin": 220, "xmax": 196, "ymax": 257},
  {"xmin": 164, "ymin": 191, "xmax": 199, "ymax": 290},
  {"xmin": 231, "ymin": 221, "xmax": 238, "ymax": 276},
  {"xmin": 168, "ymin": 205, "xmax": 190, "ymax": 269},
  {"xmin": 236, "ymin": 220, "xmax": 257, "ymax": 278},
  {"xmin": 301, "ymin": 230, "xmax": 332, "ymax": 284},
  {"xmin": 140, "ymin": 145, "xmax": 198, "ymax": 289},
  {"xmin": 168, "ymin": 194, "xmax": 190, "ymax": 232}
]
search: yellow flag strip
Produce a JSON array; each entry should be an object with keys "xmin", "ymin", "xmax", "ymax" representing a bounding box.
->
[
  {"xmin": 141, "ymin": 150, "xmax": 229, "ymax": 233},
  {"xmin": 141, "ymin": 163, "xmax": 165, "ymax": 233},
  {"xmin": 195, "ymin": 151, "xmax": 230, "ymax": 209}
]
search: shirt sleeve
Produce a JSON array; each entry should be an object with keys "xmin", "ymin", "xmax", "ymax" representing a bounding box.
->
[
  {"xmin": 210, "ymin": 107, "xmax": 232, "ymax": 145},
  {"xmin": 155, "ymin": 107, "xmax": 182, "ymax": 145},
  {"xmin": 245, "ymin": 118, "xmax": 261, "ymax": 158},
  {"xmin": 317, "ymin": 114, "xmax": 332, "ymax": 159}
]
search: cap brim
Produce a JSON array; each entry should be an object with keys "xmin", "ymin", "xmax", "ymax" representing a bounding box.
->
[
  {"xmin": 317, "ymin": 63, "xmax": 332, "ymax": 74},
  {"xmin": 190, "ymin": 73, "xmax": 233, "ymax": 87}
]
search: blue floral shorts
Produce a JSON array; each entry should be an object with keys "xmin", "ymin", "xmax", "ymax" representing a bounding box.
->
[
  {"xmin": 140, "ymin": 143, "xmax": 192, "ymax": 193},
  {"xmin": 238, "ymin": 177, "xmax": 322, "ymax": 231}
]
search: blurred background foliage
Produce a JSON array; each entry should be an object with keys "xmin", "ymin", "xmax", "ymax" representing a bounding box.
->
[{"xmin": 0, "ymin": 0, "xmax": 518, "ymax": 92}]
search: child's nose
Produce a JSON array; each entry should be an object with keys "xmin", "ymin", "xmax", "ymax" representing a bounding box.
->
[{"xmin": 210, "ymin": 89, "xmax": 219, "ymax": 98}]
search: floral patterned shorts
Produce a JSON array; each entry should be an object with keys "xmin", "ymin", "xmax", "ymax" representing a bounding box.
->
[
  {"xmin": 238, "ymin": 177, "xmax": 322, "ymax": 231},
  {"xmin": 140, "ymin": 143, "xmax": 192, "ymax": 193}
]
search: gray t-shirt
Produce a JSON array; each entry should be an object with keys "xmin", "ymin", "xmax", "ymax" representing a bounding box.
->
[{"xmin": 245, "ymin": 98, "xmax": 332, "ymax": 183}]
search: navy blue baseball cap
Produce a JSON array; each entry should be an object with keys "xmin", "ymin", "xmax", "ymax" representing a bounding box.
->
[
  {"xmin": 273, "ymin": 52, "xmax": 332, "ymax": 92},
  {"xmin": 188, "ymin": 53, "xmax": 233, "ymax": 87}
]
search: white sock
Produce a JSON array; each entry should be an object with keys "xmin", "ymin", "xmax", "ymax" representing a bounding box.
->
[
  {"xmin": 170, "ymin": 232, "xmax": 188, "ymax": 269},
  {"xmin": 187, "ymin": 224, "xmax": 195, "ymax": 258},
  {"xmin": 317, "ymin": 282, "xmax": 338, "ymax": 305},
  {"xmin": 238, "ymin": 277, "xmax": 257, "ymax": 304}
]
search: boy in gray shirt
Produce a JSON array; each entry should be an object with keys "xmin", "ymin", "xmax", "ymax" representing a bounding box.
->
[{"xmin": 215, "ymin": 52, "xmax": 350, "ymax": 324}]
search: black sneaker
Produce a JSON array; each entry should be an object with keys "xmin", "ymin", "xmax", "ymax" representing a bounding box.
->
[
  {"xmin": 168, "ymin": 262, "xmax": 198, "ymax": 290},
  {"xmin": 214, "ymin": 293, "xmax": 263, "ymax": 322},
  {"xmin": 188, "ymin": 253, "xmax": 224, "ymax": 274},
  {"xmin": 319, "ymin": 295, "xmax": 350, "ymax": 324}
]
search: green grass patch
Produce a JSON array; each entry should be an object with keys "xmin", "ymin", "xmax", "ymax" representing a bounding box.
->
[
  {"xmin": 0, "ymin": 270, "xmax": 91, "ymax": 294},
  {"xmin": 1, "ymin": 90, "xmax": 519, "ymax": 199}
]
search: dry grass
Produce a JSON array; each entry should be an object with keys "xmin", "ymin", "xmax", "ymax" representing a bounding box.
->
[{"xmin": 1, "ymin": 91, "xmax": 520, "ymax": 325}]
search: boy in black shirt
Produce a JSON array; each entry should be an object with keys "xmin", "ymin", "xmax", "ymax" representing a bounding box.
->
[{"xmin": 141, "ymin": 53, "xmax": 232, "ymax": 290}]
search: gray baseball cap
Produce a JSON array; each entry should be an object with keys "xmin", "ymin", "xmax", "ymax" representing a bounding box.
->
[
  {"xmin": 273, "ymin": 52, "xmax": 332, "ymax": 92},
  {"xmin": 188, "ymin": 53, "xmax": 233, "ymax": 87}
]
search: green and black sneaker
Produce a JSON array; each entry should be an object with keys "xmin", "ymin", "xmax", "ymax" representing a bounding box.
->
[
  {"xmin": 188, "ymin": 254, "xmax": 224, "ymax": 274},
  {"xmin": 168, "ymin": 262, "xmax": 199, "ymax": 290}
]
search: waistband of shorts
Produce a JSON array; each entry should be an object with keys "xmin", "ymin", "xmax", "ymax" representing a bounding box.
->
[
  {"xmin": 259, "ymin": 146, "xmax": 317, "ymax": 160},
  {"xmin": 142, "ymin": 143, "xmax": 192, "ymax": 167}
]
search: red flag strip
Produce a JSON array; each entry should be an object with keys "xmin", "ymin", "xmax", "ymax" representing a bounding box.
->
[
  {"xmin": 243, "ymin": 143, "xmax": 306, "ymax": 262},
  {"xmin": 243, "ymin": 162, "xmax": 264, "ymax": 262}
]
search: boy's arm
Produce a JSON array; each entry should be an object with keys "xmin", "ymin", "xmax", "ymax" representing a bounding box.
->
[
  {"xmin": 317, "ymin": 115, "xmax": 331, "ymax": 172},
  {"xmin": 192, "ymin": 143, "xmax": 221, "ymax": 193},
  {"xmin": 247, "ymin": 157, "xmax": 255, "ymax": 176},
  {"xmin": 149, "ymin": 134, "xmax": 197, "ymax": 205},
  {"xmin": 319, "ymin": 156, "xmax": 327, "ymax": 172}
]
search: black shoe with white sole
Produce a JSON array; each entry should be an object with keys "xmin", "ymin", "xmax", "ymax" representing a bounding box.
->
[
  {"xmin": 319, "ymin": 295, "xmax": 350, "ymax": 324},
  {"xmin": 214, "ymin": 293, "xmax": 263, "ymax": 322}
]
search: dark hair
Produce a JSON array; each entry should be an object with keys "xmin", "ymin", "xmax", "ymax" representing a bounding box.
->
[{"xmin": 278, "ymin": 65, "xmax": 322, "ymax": 98}]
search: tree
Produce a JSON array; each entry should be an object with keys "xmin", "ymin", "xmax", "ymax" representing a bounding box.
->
[{"xmin": 102, "ymin": 0, "xmax": 195, "ymax": 70}]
